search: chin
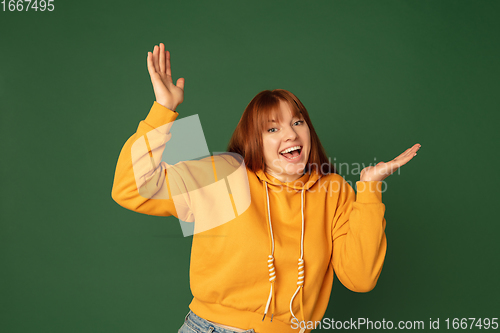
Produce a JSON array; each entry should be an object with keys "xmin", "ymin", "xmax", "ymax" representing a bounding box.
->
[{"xmin": 282, "ymin": 163, "xmax": 307, "ymax": 177}]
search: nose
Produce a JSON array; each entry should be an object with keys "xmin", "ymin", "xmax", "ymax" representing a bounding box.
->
[{"xmin": 282, "ymin": 124, "xmax": 298, "ymax": 141}]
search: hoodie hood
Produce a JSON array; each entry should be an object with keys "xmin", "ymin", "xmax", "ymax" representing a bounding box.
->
[{"xmin": 255, "ymin": 168, "xmax": 321, "ymax": 191}]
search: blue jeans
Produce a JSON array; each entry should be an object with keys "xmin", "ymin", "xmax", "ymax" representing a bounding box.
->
[{"xmin": 178, "ymin": 310, "xmax": 256, "ymax": 333}]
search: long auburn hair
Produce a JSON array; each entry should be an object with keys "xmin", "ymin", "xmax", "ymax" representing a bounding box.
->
[{"xmin": 227, "ymin": 89, "xmax": 336, "ymax": 176}]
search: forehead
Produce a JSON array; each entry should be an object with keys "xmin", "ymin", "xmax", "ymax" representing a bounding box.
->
[{"xmin": 267, "ymin": 100, "xmax": 302, "ymax": 122}]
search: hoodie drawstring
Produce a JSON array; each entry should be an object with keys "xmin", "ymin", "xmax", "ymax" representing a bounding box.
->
[
  {"xmin": 290, "ymin": 188, "xmax": 306, "ymax": 324},
  {"xmin": 263, "ymin": 181, "xmax": 277, "ymax": 322},
  {"xmin": 262, "ymin": 181, "xmax": 307, "ymax": 327}
]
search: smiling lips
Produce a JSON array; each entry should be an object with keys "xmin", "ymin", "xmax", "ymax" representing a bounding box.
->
[{"xmin": 279, "ymin": 145, "xmax": 303, "ymax": 161}]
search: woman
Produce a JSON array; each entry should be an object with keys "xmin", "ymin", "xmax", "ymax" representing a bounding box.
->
[{"xmin": 111, "ymin": 43, "xmax": 421, "ymax": 333}]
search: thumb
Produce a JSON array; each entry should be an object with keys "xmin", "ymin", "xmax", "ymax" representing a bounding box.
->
[{"xmin": 176, "ymin": 77, "xmax": 185, "ymax": 90}]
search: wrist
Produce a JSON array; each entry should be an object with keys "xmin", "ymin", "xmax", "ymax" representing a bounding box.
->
[
  {"xmin": 156, "ymin": 100, "xmax": 178, "ymax": 112},
  {"xmin": 359, "ymin": 177, "xmax": 385, "ymax": 182}
]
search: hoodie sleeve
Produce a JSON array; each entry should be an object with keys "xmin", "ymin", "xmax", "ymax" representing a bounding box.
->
[
  {"xmin": 111, "ymin": 101, "xmax": 192, "ymax": 220},
  {"xmin": 331, "ymin": 178, "xmax": 387, "ymax": 292}
]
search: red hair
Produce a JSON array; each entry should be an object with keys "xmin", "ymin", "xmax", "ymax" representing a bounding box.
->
[{"xmin": 227, "ymin": 89, "xmax": 336, "ymax": 175}]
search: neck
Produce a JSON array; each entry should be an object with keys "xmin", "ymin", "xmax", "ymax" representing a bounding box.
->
[{"xmin": 265, "ymin": 168, "xmax": 305, "ymax": 183}]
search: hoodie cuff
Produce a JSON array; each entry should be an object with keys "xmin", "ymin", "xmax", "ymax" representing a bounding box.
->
[
  {"xmin": 355, "ymin": 181, "xmax": 383, "ymax": 203},
  {"xmin": 144, "ymin": 101, "xmax": 179, "ymax": 128}
]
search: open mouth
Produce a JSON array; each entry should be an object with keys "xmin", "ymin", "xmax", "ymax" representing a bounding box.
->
[{"xmin": 279, "ymin": 145, "xmax": 302, "ymax": 161}]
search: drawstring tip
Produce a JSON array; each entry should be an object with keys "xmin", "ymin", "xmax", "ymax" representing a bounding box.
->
[
  {"xmin": 299, "ymin": 329, "xmax": 305, "ymax": 333},
  {"xmin": 262, "ymin": 313, "xmax": 274, "ymax": 322}
]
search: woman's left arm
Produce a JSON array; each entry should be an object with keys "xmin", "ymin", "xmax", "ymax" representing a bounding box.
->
[
  {"xmin": 331, "ymin": 143, "xmax": 421, "ymax": 292},
  {"xmin": 331, "ymin": 179, "xmax": 387, "ymax": 292}
]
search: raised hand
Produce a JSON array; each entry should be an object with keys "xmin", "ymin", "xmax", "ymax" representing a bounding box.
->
[
  {"xmin": 147, "ymin": 43, "xmax": 185, "ymax": 111},
  {"xmin": 360, "ymin": 143, "xmax": 421, "ymax": 182}
]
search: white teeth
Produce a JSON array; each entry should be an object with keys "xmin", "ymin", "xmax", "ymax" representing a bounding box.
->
[{"xmin": 280, "ymin": 146, "xmax": 301, "ymax": 154}]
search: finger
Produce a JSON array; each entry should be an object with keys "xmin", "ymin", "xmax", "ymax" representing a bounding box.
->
[
  {"xmin": 391, "ymin": 148, "xmax": 411, "ymax": 163},
  {"xmin": 159, "ymin": 43, "xmax": 165, "ymax": 73},
  {"xmin": 408, "ymin": 143, "xmax": 421, "ymax": 153},
  {"xmin": 387, "ymin": 152, "xmax": 416, "ymax": 172},
  {"xmin": 396, "ymin": 147, "xmax": 412, "ymax": 159},
  {"xmin": 166, "ymin": 50, "xmax": 172, "ymax": 77},
  {"xmin": 152, "ymin": 45, "xmax": 160, "ymax": 73},
  {"xmin": 394, "ymin": 144, "xmax": 421, "ymax": 160},
  {"xmin": 147, "ymin": 52, "xmax": 156, "ymax": 76},
  {"xmin": 400, "ymin": 144, "xmax": 420, "ymax": 159},
  {"xmin": 176, "ymin": 77, "xmax": 185, "ymax": 90}
]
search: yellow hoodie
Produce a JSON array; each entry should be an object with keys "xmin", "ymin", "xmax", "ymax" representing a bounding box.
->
[{"xmin": 112, "ymin": 102, "xmax": 387, "ymax": 333}]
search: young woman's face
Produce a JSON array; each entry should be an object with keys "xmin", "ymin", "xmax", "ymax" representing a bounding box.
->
[{"xmin": 262, "ymin": 100, "xmax": 311, "ymax": 183}]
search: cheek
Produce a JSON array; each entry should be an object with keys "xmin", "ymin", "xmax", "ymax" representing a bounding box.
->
[
  {"xmin": 262, "ymin": 137, "xmax": 278, "ymax": 160},
  {"xmin": 301, "ymin": 128, "xmax": 311, "ymax": 147}
]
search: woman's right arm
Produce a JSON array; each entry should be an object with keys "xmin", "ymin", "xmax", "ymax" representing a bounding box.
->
[
  {"xmin": 111, "ymin": 103, "xmax": 180, "ymax": 216},
  {"xmin": 111, "ymin": 43, "xmax": 188, "ymax": 218}
]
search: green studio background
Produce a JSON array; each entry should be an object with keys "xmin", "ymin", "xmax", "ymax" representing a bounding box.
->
[{"xmin": 1, "ymin": 0, "xmax": 499, "ymax": 332}]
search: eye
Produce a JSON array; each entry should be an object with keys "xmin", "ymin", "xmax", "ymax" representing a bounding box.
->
[
  {"xmin": 267, "ymin": 128, "xmax": 278, "ymax": 133},
  {"xmin": 293, "ymin": 120, "xmax": 304, "ymax": 126}
]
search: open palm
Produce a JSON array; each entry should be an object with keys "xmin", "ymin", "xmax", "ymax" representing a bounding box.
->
[
  {"xmin": 360, "ymin": 143, "xmax": 421, "ymax": 182},
  {"xmin": 147, "ymin": 43, "xmax": 185, "ymax": 111}
]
